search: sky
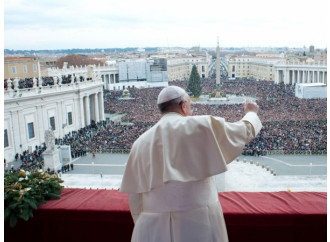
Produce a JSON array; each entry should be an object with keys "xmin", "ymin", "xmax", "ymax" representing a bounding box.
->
[{"xmin": 3, "ymin": 0, "xmax": 329, "ymax": 50}]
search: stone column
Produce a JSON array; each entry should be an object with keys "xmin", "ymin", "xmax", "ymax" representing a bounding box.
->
[
  {"xmin": 94, "ymin": 93, "xmax": 100, "ymax": 123},
  {"xmin": 297, "ymin": 70, "xmax": 300, "ymax": 83},
  {"xmin": 292, "ymin": 70, "xmax": 295, "ymax": 84},
  {"xmin": 275, "ymin": 70, "xmax": 279, "ymax": 84},
  {"xmin": 324, "ymin": 71, "xmax": 327, "ymax": 84},
  {"xmin": 302, "ymin": 71, "xmax": 305, "ymax": 83},
  {"xmin": 36, "ymin": 105, "xmax": 45, "ymax": 142},
  {"xmin": 84, "ymin": 95, "xmax": 91, "ymax": 126},
  {"xmin": 274, "ymin": 70, "xmax": 278, "ymax": 84},
  {"xmin": 80, "ymin": 97, "xmax": 85, "ymax": 128},
  {"xmin": 105, "ymin": 74, "xmax": 109, "ymax": 90},
  {"xmin": 11, "ymin": 110, "xmax": 23, "ymax": 153},
  {"xmin": 285, "ymin": 69, "xmax": 290, "ymax": 84},
  {"xmin": 99, "ymin": 92, "xmax": 105, "ymax": 121},
  {"xmin": 289, "ymin": 70, "xmax": 292, "ymax": 84},
  {"xmin": 216, "ymin": 38, "xmax": 220, "ymax": 86},
  {"xmin": 57, "ymin": 101, "xmax": 64, "ymax": 138},
  {"xmin": 307, "ymin": 70, "xmax": 311, "ymax": 83},
  {"xmin": 311, "ymin": 71, "xmax": 314, "ymax": 83}
]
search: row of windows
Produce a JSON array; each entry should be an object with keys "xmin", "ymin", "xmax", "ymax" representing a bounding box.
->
[
  {"xmin": 170, "ymin": 65, "xmax": 206, "ymax": 73},
  {"xmin": 4, "ymin": 112, "xmax": 73, "ymax": 148},
  {"xmin": 11, "ymin": 64, "xmax": 37, "ymax": 74},
  {"xmin": 236, "ymin": 59, "xmax": 250, "ymax": 62},
  {"xmin": 232, "ymin": 65, "xmax": 273, "ymax": 72},
  {"xmin": 4, "ymin": 122, "xmax": 36, "ymax": 147},
  {"xmin": 49, "ymin": 112, "xmax": 73, "ymax": 131}
]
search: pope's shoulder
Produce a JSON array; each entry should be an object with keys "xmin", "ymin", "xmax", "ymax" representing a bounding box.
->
[{"xmin": 132, "ymin": 114, "xmax": 224, "ymax": 148}]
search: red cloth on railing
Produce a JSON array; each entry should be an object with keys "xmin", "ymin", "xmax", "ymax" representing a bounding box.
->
[
  {"xmin": 219, "ymin": 192, "xmax": 327, "ymax": 242},
  {"xmin": 5, "ymin": 189, "xmax": 327, "ymax": 242}
]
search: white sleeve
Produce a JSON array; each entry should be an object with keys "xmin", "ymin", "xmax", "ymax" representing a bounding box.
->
[
  {"xmin": 129, "ymin": 193, "xmax": 142, "ymax": 224},
  {"xmin": 211, "ymin": 112, "xmax": 262, "ymax": 165},
  {"xmin": 241, "ymin": 112, "xmax": 263, "ymax": 136}
]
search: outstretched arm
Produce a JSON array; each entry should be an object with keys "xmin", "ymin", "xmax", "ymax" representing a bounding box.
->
[{"xmin": 211, "ymin": 100, "xmax": 262, "ymax": 164}]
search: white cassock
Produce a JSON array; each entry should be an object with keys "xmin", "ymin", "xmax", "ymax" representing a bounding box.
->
[{"xmin": 120, "ymin": 112, "xmax": 262, "ymax": 242}]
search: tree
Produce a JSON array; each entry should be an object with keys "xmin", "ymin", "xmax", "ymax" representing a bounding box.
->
[
  {"xmin": 187, "ymin": 65, "xmax": 202, "ymax": 97},
  {"xmin": 56, "ymin": 54, "xmax": 105, "ymax": 68}
]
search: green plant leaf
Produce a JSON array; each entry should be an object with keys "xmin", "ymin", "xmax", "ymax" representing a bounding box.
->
[
  {"xmin": 24, "ymin": 198, "xmax": 38, "ymax": 210},
  {"xmin": 4, "ymin": 207, "xmax": 11, "ymax": 221},
  {"xmin": 4, "ymin": 170, "xmax": 63, "ymax": 227},
  {"xmin": 46, "ymin": 193, "xmax": 60, "ymax": 199},
  {"xmin": 19, "ymin": 207, "xmax": 30, "ymax": 221},
  {"xmin": 8, "ymin": 202, "xmax": 18, "ymax": 209}
]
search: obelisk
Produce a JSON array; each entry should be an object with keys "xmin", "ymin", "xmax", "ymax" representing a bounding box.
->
[
  {"xmin": 215, "ymin": 37, "xmax": 221, "ymax": 97},
  {"xmin": 216, "ymin": 37, "xmax": 220, "ymax": 86}
]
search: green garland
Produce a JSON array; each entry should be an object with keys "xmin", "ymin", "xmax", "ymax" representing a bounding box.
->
[{"xmin": 4, "ymin": 169, "xmax": 64, "ymax": 227}]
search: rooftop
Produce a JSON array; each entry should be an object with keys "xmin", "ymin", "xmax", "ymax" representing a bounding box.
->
[{"xmin": 5, "ymin": 56, "xmax": 39, "ymax": 62}]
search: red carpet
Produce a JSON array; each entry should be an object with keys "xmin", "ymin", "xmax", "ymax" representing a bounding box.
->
[{"xmin": 5, "ymin": 188, "xmax": 327, "ymax": 242}]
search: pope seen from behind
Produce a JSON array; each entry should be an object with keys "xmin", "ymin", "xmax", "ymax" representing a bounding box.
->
[{"xmin": 120, "ymin": 85, "xmax": 262, "ymax": 242}]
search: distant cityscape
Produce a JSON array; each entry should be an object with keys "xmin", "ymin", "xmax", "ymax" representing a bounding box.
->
[
  {"xmin": 4, "ymin": 45, "xmax": 326, "ymax": 56},
  {"xmin": 4, "ymin": 43, "xmax": 327, "ymax": 87}
]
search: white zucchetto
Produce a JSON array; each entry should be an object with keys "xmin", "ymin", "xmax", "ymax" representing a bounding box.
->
[{"xmin": 157, "ymin": 86, "xmax": 187, "ymax": 105}]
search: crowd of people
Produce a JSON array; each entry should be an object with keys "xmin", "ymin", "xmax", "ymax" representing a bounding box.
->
[
  {"xmin": 55, "ymin": 120, "xmax": 151, "ymax": 153},
  {"xmin": 5, "ymin": 145, "xmax": 46, "ymax": 173},
  {"xmin": 245, "ymin": 120, "xmax": 327, "ymax": 154},
  {"xmin": 104, "ymin": 87, "xmax": 163, "ymax": 122},
  {"xmin": 6, "ymin": 78, "xmax": 326, "ymax": 173},
  {"xmin": 4, "ymin": 74, "xmax": 90, "ymax": 90},
  {"xmin": 54, "ymin": 79, "xmax": 326, "ymax": 156},
  {"xmin": 103, "ymin": 79, "xmax": 326, "ymax": 154},
  {"xmin": 104, "ymin": 80, "xmax": 326, "ymax": 123}
]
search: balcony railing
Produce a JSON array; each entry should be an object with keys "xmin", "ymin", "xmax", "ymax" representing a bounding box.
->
[{"xmin": 4, "ymin": 77, "xmax": 103, "ymax": 100}]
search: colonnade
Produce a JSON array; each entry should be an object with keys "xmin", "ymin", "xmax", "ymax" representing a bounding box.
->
[
  {"xmin": 275, "ymin": 65, "xmax": 327, "ymax": 85},
  {"xmin": 101, "ymin": 73, "xmax": 120, "ymax": 90},
  {"xmin": 80, "ymin": 91, "xmax": 104, "ymax": 127}
]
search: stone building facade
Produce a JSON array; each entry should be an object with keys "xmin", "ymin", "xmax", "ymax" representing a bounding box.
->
[
  {"xmin": 4, "ymin": 75, "xmax": 104, "ymax": 162},
  {"xmin": 4, "ymin": 57, "xmax": 41, "ymax": 79}
]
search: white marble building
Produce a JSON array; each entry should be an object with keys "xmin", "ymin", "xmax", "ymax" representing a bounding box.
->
[
  {"xmin": 275, "ymin": 61, "xmax": 327, "ymax": 85},
  {"xmin": 4, "ymin": 74, "xmax": 104, "ymax": 162},
  {"xmin": 227, "ymin": 56, "xmax": 327, "ymax": 85},
  {"xmin": 45, "ymin": 59, "xmax": 169, "ymax": 91}
]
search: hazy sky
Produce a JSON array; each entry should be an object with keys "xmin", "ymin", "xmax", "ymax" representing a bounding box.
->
[{"xmin": 3, "ymin": 0, "xmax": 328, "ymax": 50}]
